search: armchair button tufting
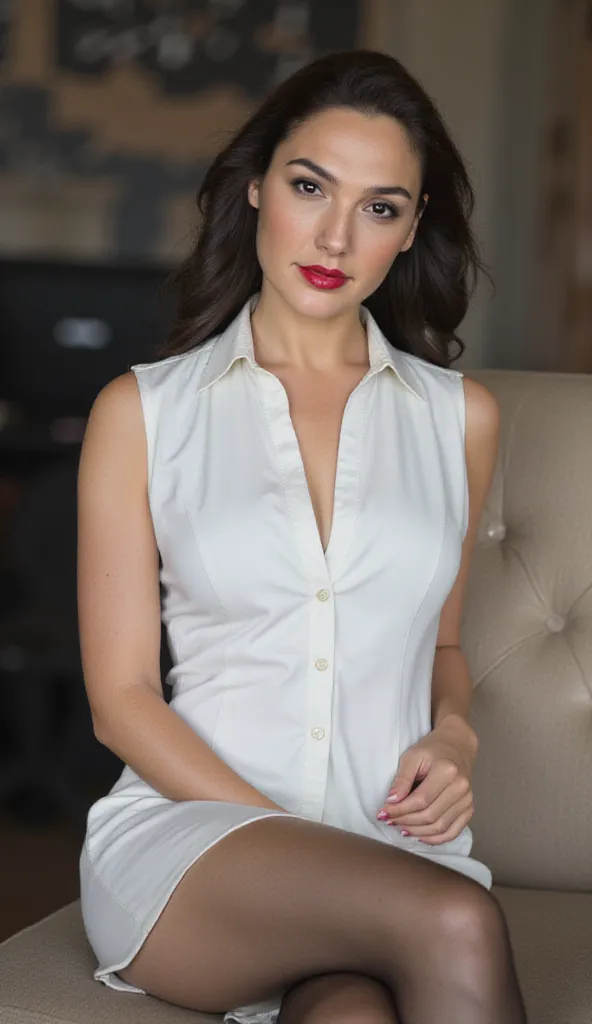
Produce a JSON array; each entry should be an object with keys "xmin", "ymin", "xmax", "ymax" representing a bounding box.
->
[
  {"xmin": 486, "ymin": 521, "xmax": 506, "ymax": 541},
  {"xmin": 545, "ymin": 613, "xmax": 566, "ymax": 633}
]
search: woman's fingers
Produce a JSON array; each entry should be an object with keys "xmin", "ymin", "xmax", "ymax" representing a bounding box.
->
[
  {"xmin": 413, "ymin": 807, "xmax": 475, "ymax": 845},
  {"xmin": 385, "ymin": 777, "xmax": 471, "ymax": 827},
  {"xmin": 386, "ymin": 791, "xmax": 474, "ymax": 838}
]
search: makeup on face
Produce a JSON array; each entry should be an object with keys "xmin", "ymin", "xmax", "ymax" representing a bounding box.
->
[{"xmin": 297, "ymin": 265, "xmax": 350, "ymax": 289}]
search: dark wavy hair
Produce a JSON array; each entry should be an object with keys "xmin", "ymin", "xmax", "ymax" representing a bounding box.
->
[{"xmin": 157, "ymin": 48, "xmax": 493, "ymax": 368}]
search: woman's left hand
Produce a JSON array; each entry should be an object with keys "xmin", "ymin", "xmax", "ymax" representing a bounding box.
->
[{"xmin": 376, "ymin": 716, "xmax": 479, "ymax": 845}]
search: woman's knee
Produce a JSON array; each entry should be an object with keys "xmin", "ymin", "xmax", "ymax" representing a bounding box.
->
[
  {"xmin": 278, "ymin": 972, "xmax": 398, "ymax": 1024},
  {"xmin": 432, "ymin": 877, "xmax": 511, "ymax": 956}
]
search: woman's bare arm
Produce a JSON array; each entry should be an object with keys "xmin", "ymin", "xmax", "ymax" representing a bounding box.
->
[{"xmin": 77, "ymin": 371, "xmax": 285, "ymax": 811}]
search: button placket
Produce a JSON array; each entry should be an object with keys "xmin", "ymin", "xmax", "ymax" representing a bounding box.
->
[
  {"xmin": 251, "ymin": 363, "xmax": 367, "ymax": 820},
  {"xmin": 300, "ymin": 580, "xmax": 335, "ymax": 819}
]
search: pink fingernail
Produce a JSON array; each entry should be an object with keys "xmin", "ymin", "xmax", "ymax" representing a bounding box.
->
[
  {"xmin": 377, "ymin": 811, "xmax": 389, "ymax": 821},
  {"xmin": 400, "ymin": 829, "xmax": 411, "ymax": 836}
]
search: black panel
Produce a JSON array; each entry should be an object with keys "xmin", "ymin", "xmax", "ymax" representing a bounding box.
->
[{"xmin": 0, "ymin": 258, "xmax": 174, "ymax": 418}]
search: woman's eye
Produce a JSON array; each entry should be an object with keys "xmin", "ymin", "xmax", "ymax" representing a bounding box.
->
[
  {"xmin": 290, "ymin": 178, "xmax": 399, "ymax": 220},
  {"xmin": 370, "ymin": 202, "xmax": 399, "ymax": 220},
  {"xmin": 291, "ymin": 177, "xmax": 321, "ymax": 196}
]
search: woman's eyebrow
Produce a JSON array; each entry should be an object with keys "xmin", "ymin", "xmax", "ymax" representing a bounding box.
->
[{"xmin": 285, "ymin": 157, "xmax": 412, "ymax": 199}]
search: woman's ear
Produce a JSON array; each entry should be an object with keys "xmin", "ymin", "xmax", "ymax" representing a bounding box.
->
[{"xmin": 247, "ymin": 179, "xmax": 260, "ymax": 209}]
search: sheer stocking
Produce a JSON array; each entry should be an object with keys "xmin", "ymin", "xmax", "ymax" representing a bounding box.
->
[{"xmin": 118, "ymin": 814, "xmax": 528, "ymax": 1023}]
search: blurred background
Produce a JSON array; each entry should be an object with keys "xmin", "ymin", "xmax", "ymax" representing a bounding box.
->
[{"xmin": 0, "ymin": 0, "xmax": 590, "ymax": 943}]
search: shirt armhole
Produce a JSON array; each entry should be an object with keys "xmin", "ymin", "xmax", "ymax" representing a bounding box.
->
[
  {"xmin": 456, "ymin": 373, "xmax": 470, "ymax": 542},
  {"xmin": 130, "ymin": 366, "xmax": 155, "ymax": 504}
]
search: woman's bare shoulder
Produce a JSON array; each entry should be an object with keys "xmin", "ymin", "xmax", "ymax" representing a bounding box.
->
[
  {"xmin": 80, "ymin": 372, "xmax": 146, "ymax": 480},
  {"xmin": 91, "ymin": 369, "xmax": 141, "ymax": 412},
  {"xmin": 86, "ymin": 371, "xmax": 143, "ymax": 431}
]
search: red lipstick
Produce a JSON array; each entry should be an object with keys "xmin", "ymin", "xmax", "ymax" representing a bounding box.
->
[{"xmin": 298, "ymin": 265, "xmax": 349, "ymax": 290}]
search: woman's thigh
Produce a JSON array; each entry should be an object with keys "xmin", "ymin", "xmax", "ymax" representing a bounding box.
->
[{"xmin": 118, "ymin": 814, "xmax": 497, "ymax": 1015}]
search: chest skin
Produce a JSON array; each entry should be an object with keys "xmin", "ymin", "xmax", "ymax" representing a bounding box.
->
[{"xmin": 264, "ymin": 362, "xmax": 370, "ymax": 555}]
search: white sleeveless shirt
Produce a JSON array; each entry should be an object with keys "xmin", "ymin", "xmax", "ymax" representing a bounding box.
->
[{"xmin": 80, "ymin": 292, "xmax": 492, "ymax": 1023}]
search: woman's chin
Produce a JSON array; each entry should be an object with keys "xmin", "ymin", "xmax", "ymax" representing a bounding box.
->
[{"xmin": 280, "ymin": 277, "xmax": 359, "ymax": 317}]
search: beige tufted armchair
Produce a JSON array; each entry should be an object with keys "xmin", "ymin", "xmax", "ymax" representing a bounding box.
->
[{"xmin": 0, "ymin": 368, "xmax": 590, "ymax": 1024}]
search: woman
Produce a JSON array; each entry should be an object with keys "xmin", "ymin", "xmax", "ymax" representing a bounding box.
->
[{"xmin": 78, "ymin": 49, "xmax": 528, "ymax": 1024}]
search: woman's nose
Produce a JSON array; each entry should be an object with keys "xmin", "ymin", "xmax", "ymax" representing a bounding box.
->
[{"xmin": 316, "ymin": 207, "xmax": 352, "ymax": 256}]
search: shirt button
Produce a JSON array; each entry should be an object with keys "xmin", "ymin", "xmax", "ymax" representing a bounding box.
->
[
  {"xmin": 316, "ymin": 588, "xmax": 330, "ymax": 602},
  {"xmin": 311, "ymin": 727, "xmax": 325, "ymax": 740},
  {"xmin": 315, "ymin": 658, "xmax": 329, "ymax": 671}
]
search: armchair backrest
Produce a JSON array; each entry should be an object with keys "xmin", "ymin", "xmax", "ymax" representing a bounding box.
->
[{"xmin": 462, "ymin": 370, "xmax": 591, "ymax": 891}]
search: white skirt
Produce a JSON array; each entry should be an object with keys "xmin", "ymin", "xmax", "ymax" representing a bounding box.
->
[{"xmin": 80, "ymin": 790, "xmax": 493, "ymax": 1024}]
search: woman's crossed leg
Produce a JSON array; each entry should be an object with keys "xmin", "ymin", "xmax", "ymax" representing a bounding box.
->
[{"xmin": 118, "ymin": 815, "xmax": 528, "ymax": 1023}]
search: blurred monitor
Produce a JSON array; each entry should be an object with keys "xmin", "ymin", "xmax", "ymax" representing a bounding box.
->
[{"xmin": 0, "ymin": 258, "xmax": 175, "ymax": 419}]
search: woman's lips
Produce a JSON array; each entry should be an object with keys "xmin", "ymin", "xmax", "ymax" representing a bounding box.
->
[{"xmin": 298, "ymin": 266, "xmax": 348, "ymax": 290}]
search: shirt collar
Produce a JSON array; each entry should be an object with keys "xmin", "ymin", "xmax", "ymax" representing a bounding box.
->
[{"xmin": 196, "ymin": 292, "xmax": 426, "ymax": 402}]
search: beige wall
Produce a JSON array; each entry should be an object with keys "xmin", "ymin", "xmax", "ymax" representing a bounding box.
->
[{"xmin": 385, "ymin": 0, "xmax": 554, "ymax": 370}]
